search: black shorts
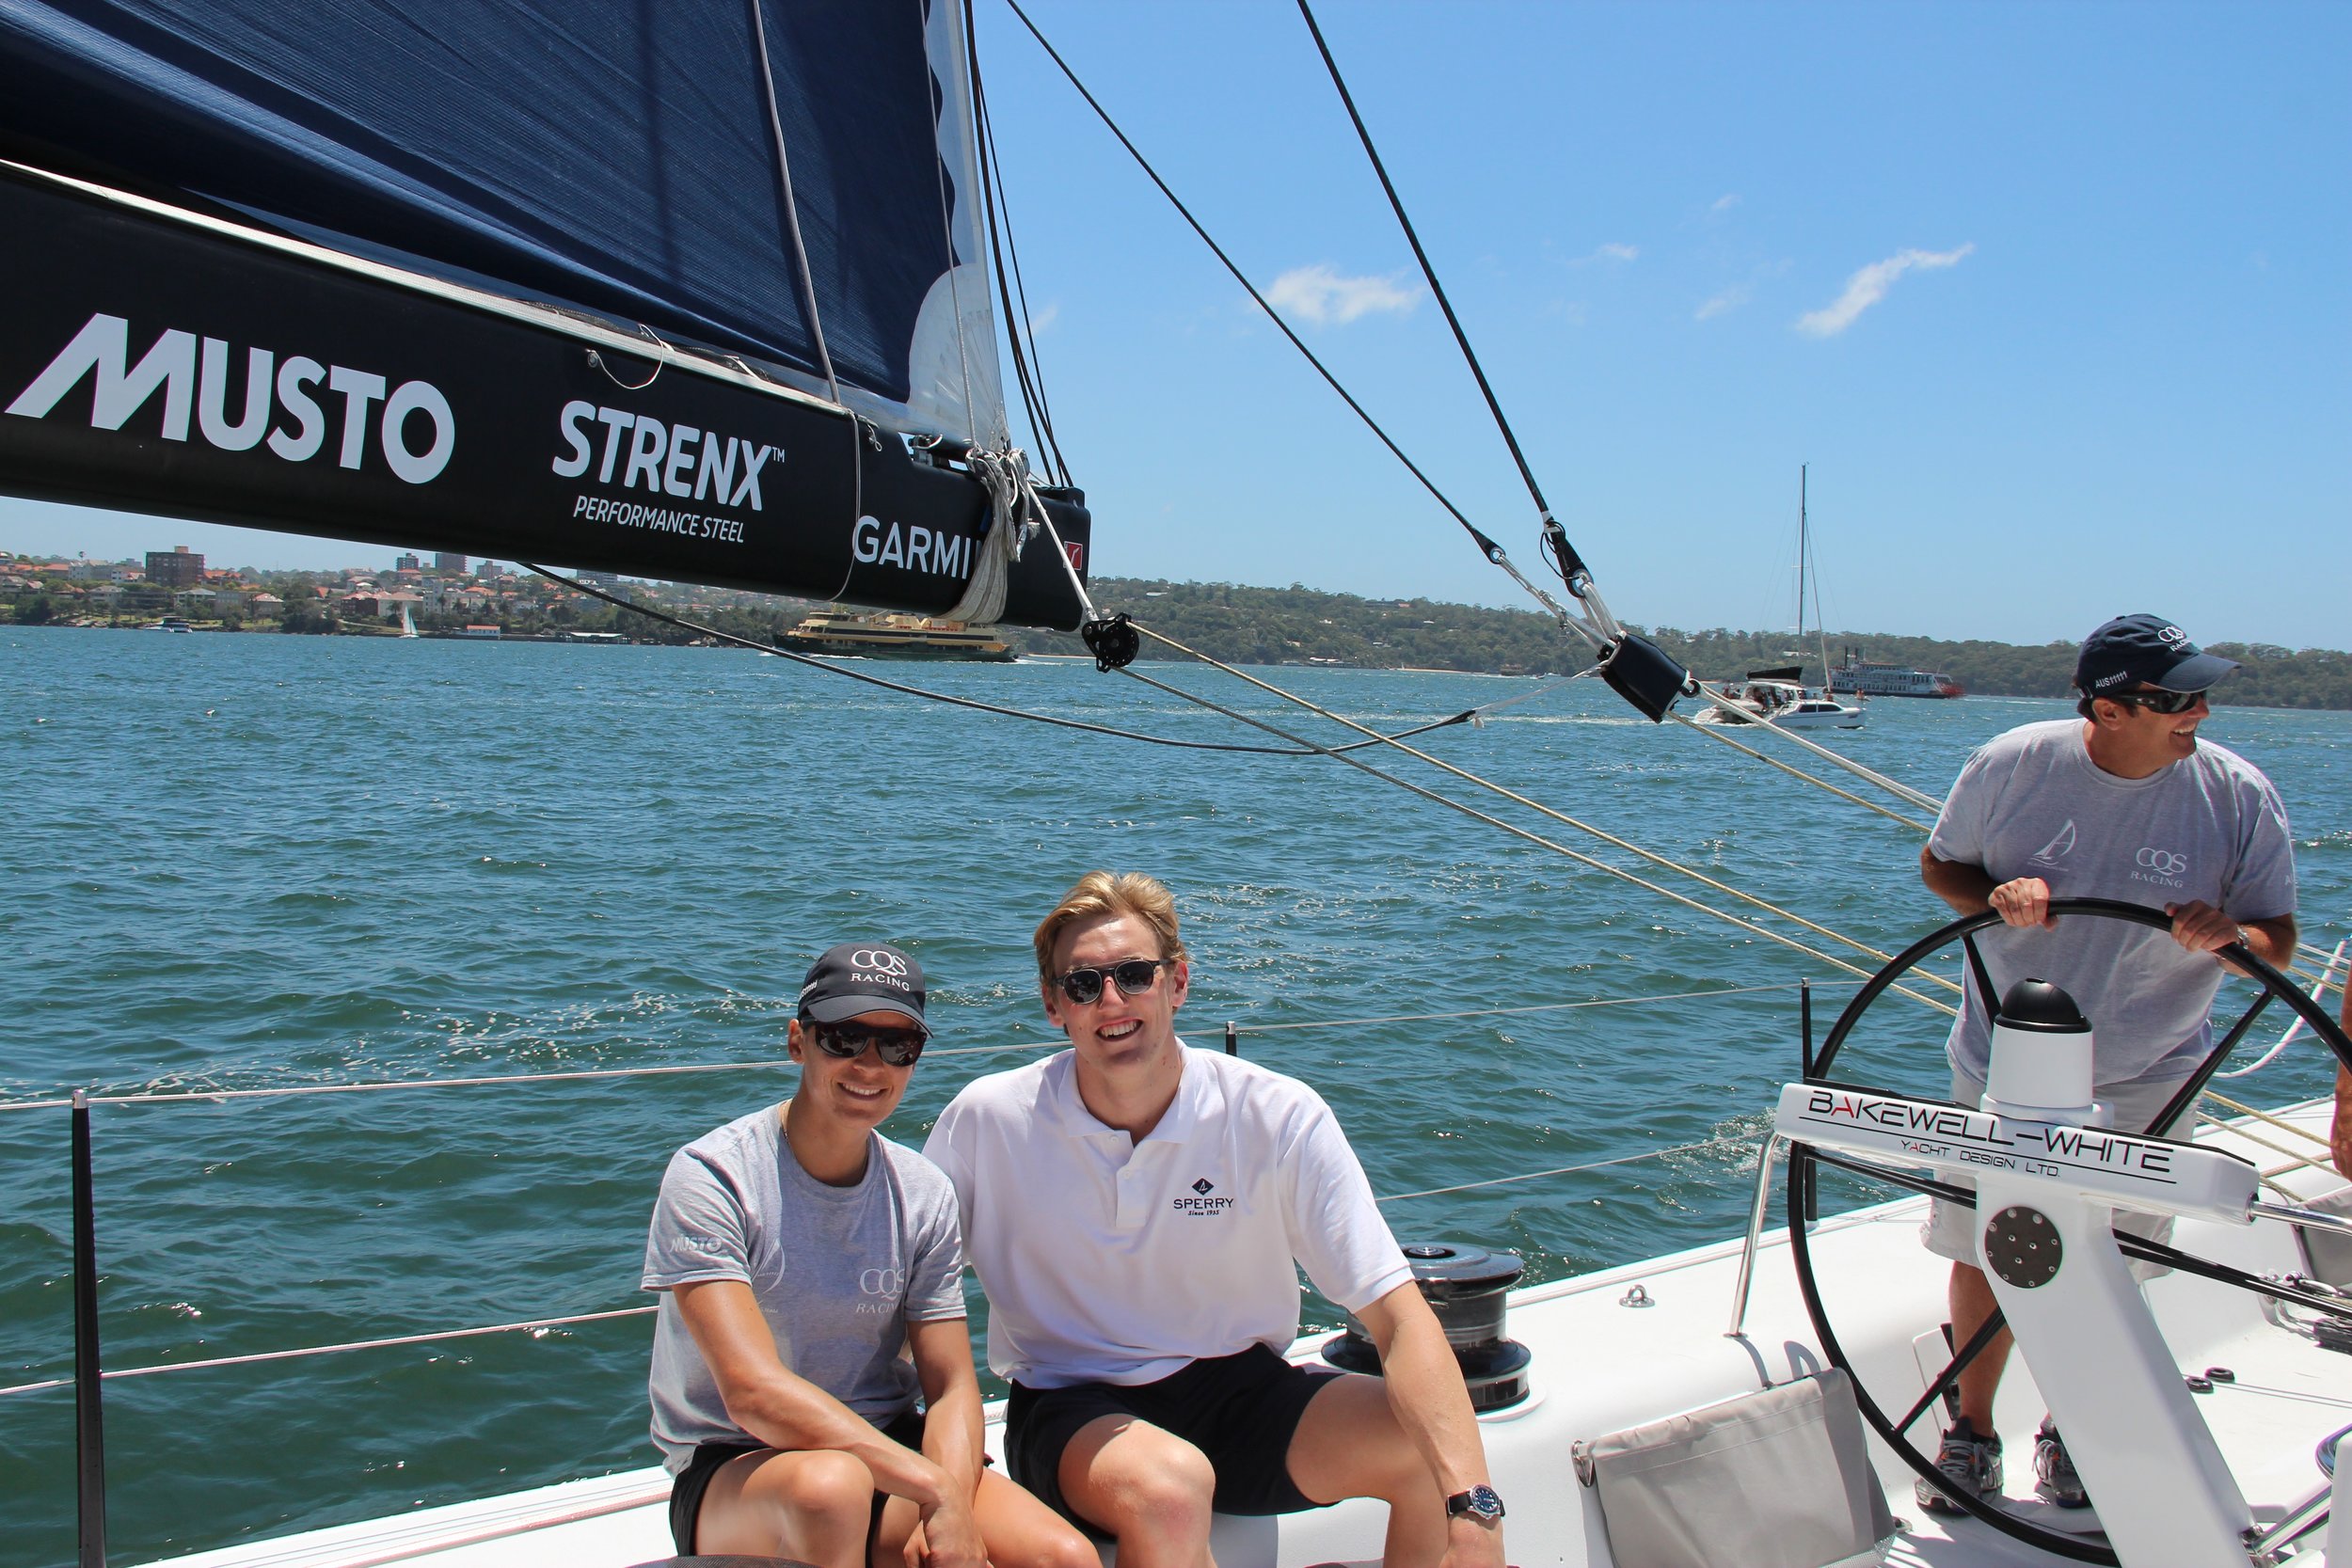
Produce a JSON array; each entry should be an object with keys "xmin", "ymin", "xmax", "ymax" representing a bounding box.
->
[
  {"xmin": 1004, "ymin": 1343, "xmax": 1342, "ymax": 1528},
  {"xmin": 668, "ymin": 1407, "xmax": 927, "ymax": 1556}
]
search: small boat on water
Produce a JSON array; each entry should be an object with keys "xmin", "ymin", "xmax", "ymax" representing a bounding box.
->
[
  {"xmin": 1693, "ymin": 470, "xmax": 1865, "ymax": 729},
  {"xmin": 776, "ymin": 610, "xmax": 1017, "ymax": 662},
  {"xmin": 1693, "ymin": 667, "xmax": 1867, "ymax": 729}
]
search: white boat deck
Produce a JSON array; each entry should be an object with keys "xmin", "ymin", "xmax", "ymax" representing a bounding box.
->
[{"xmin": 141, "ymin": 1101, "xmax": 2352, "ymax": 1568}]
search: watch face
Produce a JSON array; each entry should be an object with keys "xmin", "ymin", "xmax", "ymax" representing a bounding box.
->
[{"xmin": 1453, "ymin": 1484, "xmax": 1505, "ymax": 1521}]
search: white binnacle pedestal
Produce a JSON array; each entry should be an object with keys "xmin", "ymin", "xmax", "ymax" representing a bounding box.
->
[{"xmin": 1977, "ymin": 989, "xmax": 2255, "ymax": 1568}]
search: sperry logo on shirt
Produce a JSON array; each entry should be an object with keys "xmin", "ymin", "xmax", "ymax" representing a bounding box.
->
[{"xmin": 1173, "ymin": 1177, "xmax": 1233, "ymax": 1215}]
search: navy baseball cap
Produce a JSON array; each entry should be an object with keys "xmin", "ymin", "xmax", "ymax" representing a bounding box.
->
[
  {"xmin": 2074, "ymin": 613, "xmax": 2237, "ymax": 697},
  {"xmin": 798, "ymin": 942, "xmax": 927, "ymax": 1031}
]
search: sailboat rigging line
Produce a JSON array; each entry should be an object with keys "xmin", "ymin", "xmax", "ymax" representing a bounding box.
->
[
  {"xmin": 998, "ymin": 0, "xmax": 1599, "ymax": 647},
  {"xmin": 1666, "ymin": 709, "xmax": 1936, "ymax": 833},
  {"xmin": 1111, "ymin": 648, "xmax": 1957, "ymax": 1015},
  {"xmin": 518, "ymin": 565, "xmax": 1472, "ymax": 757},
  {"xmin": 746, "ymin": 0, "xmax": 840, "ymax": 405},
  {"xmin": 1673, "ymin": 695, "xmax": 1947, "ymax": 817},
  {"xmin": 1122, "ymin": 627, "xmax": 1963, "ymax": 999},
  {"xmin": 1295, "ymin": 1, "xmax": 1557, "ymax": 537},
  {"xmin": 967, "ymin": 2, "xmax": 1069, "ymax": 484}
]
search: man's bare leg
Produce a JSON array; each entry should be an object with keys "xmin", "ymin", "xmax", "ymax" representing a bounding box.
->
[
  {"xmin": 693, "ymin": 1449, "xmax": 875, "ymax": 1568},
  {"xmin": 1057, "ymin": 1413, "xmax": 1216, "ymax": 1568},
  {"xmin": 1286, "ymin": 1373, "xmax": 1449, "ymax": 1568},
  {"xmin": 1950, "ymin": 1261, "xmax": 2014, "ymax": 1433}
]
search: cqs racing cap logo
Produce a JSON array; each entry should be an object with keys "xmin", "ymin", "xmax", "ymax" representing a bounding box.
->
[{"xmin": 850, "ymin": 948, "xmax": 911, "ymax": 979}]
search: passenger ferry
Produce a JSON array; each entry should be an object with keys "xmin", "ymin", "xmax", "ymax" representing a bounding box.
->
[
  {"xmin": 777, "ymin": 610, "xmax": 1017, "ymax": 662},
  {"xmin": 1830, "ymin": 648, "xmax": 1964, "ymax": 699}
]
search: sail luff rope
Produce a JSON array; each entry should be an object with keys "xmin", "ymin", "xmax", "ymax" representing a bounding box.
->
[
  {"xmin": 1106, "ymin": 652, "xmax": 1958, "ymax": 1015},
  {"xmin": 998, "ymin": 0, "xmax": 1599, "ymax": 648},
  {"xmin": 745, "ymin": 0, "xmax": 840, "ymax": 406},
  {"xmin": 520, "ymin": 564, "xmax": 1474, "ymax": 757},
  {"xmin": 926, "ymin": 0, "xmax": 987, "ymax": 450},
  {"xmin": 967, "ymin": 0, "xmax": 1070, "ymax": 483},
  {"xmin": 1122, "ymin": 627, "xmax": 1963, "ymax": 996}
]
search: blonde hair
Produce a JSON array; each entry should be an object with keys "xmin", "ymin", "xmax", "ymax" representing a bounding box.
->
[{"xmin": 1033, "ymin": 871, "xmax": 1188, "ymax": 983}]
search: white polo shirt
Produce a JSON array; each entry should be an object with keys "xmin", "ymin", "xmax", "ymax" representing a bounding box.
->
[{"xmin": 924, "ymin": 1042, "xmax": 1412, "ymax": 1389}]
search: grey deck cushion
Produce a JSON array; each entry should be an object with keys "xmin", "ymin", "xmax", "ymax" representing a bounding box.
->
[{"xmin": 1572, "ymin": 1368, "xmax": 1894, "ymax": 1568}]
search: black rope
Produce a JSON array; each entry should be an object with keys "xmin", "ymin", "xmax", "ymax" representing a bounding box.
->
[
  {"xmin": 1295, "ymin": 1, "xmax": 1557, "ymax": 533},
  {"xmin": 519, "ymin": 566, "xmax": 1476, "ymax": 757},
  {"xmin": 999, "ymin": 0, "xmax": 1509, "ymax": 566},
  {"xmin": 967, "ymin": 1, "xmax": 1070, "ymax": 484}
]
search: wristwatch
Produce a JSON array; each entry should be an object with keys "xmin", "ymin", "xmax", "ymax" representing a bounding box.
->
[{"xmin": 1445, "ymin": 1484, "xmax": 1505, "ymax": 1525}]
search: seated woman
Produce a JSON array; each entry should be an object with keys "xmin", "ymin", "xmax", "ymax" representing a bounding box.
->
[{"xmin": 643, "ymin": 941, "xmax": 1093, "ymax": 1568}]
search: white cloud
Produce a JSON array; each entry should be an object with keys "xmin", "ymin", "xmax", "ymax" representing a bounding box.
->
[
  {"xmin": 1596, "ymin": 242, "xmax": 1640, "ymax": 262},
  {"xmin": 1695, "ymin": 284, "xmax": 1752, "ymax": 322},
  {"xmin": 1795, "ymin": 244, "xmax": 1974, "ymax": 337},
  {"xmin": 1025, "ymin": 302, "xmax": 1059, "ymax": 335},
  {"xmin": 1264, "ymin": 264, "xmax": 1420, "ymax": 325},
  {"xmin": 1711, "ymin": 194, "xmax": 1740, "ymax": 214}
]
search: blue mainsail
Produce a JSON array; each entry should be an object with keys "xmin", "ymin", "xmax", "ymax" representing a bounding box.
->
[{"xmin": 0, "ymin": 0, "xmax": 1000, "ymax": 437}]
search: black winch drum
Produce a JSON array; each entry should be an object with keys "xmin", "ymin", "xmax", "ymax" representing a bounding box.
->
[{"xmin": 1320, "ymin": 1242, "xmax": 1532, "ymax": 1411}]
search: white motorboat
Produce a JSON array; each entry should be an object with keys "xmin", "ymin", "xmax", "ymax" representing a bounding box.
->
[{"xmin": 1693, "ymin": 673, "xmax": 1867, "ymax": 730}]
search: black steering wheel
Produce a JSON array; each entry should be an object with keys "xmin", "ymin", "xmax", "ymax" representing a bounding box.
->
[{"xmin": 1786, "ymin": 898, "xmax": 2352, "ymax": 1565}]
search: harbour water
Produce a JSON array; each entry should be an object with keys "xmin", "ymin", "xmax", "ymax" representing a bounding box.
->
[{"xmin": 6, "ymin": 626, "xmax": 2348, "ymax": 1567}]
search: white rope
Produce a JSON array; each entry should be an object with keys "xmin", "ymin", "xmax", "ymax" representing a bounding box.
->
[
  {"xmin": 1377, "ymin": 1134, "xmax": 1747, "ymax": 1204},
  {"xmin": 2216, "ymin": 939, "xmax": 2347, "ymax": 1080},
  {"xmin": 942, "ymin": 447, "xmax": 1044, "ymax": 625},
  {"xmin": 1673, "ymin": 690, "xmax": 1947, "ymax": 817}
]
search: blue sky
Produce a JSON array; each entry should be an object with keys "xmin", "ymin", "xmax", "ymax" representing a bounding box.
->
[{"xmin": 8, "ymin": 1, "xmax": 2344, "ymax": 649}]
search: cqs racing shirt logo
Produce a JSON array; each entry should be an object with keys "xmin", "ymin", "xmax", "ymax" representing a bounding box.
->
[{"xmin": 2132, "ymin": 845, "xmax": 2188, "ymax": 889}]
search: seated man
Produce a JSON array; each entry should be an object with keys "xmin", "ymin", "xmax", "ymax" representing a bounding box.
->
[
  {"xmin": 643, "ymin": 941, "xmax": 1091, "ymax": 1568},
  {"xmin": 926, "ymin": 872, "xmax": 1505, "ymax": 1568}
]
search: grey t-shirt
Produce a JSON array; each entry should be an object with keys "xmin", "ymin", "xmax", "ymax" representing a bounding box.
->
[
  {"xmin": 1928, "ymin": 720, "xmax": 2296, "ymax": 1086},
  {"xmin": 642, "ymin": 1104, "xmax": 965, "ymax": 1471}
]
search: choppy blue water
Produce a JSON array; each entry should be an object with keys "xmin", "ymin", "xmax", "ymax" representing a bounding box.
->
[{"xmin": 5, "ymin": 626, "xmax": 2348, "ymax": 1566}]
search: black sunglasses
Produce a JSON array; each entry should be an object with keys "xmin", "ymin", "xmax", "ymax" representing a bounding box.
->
[
  {"xmin": 2102, "ymin": 688, "xmax": 2206, "ymax": 715},
  {"xmin": 806, "ymin": 1020, "xmax": 927, "ymax": 1068},
  {"xmin": 1054, "ymin": 958, "xmax": 1173, "ymax": 1006}
]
